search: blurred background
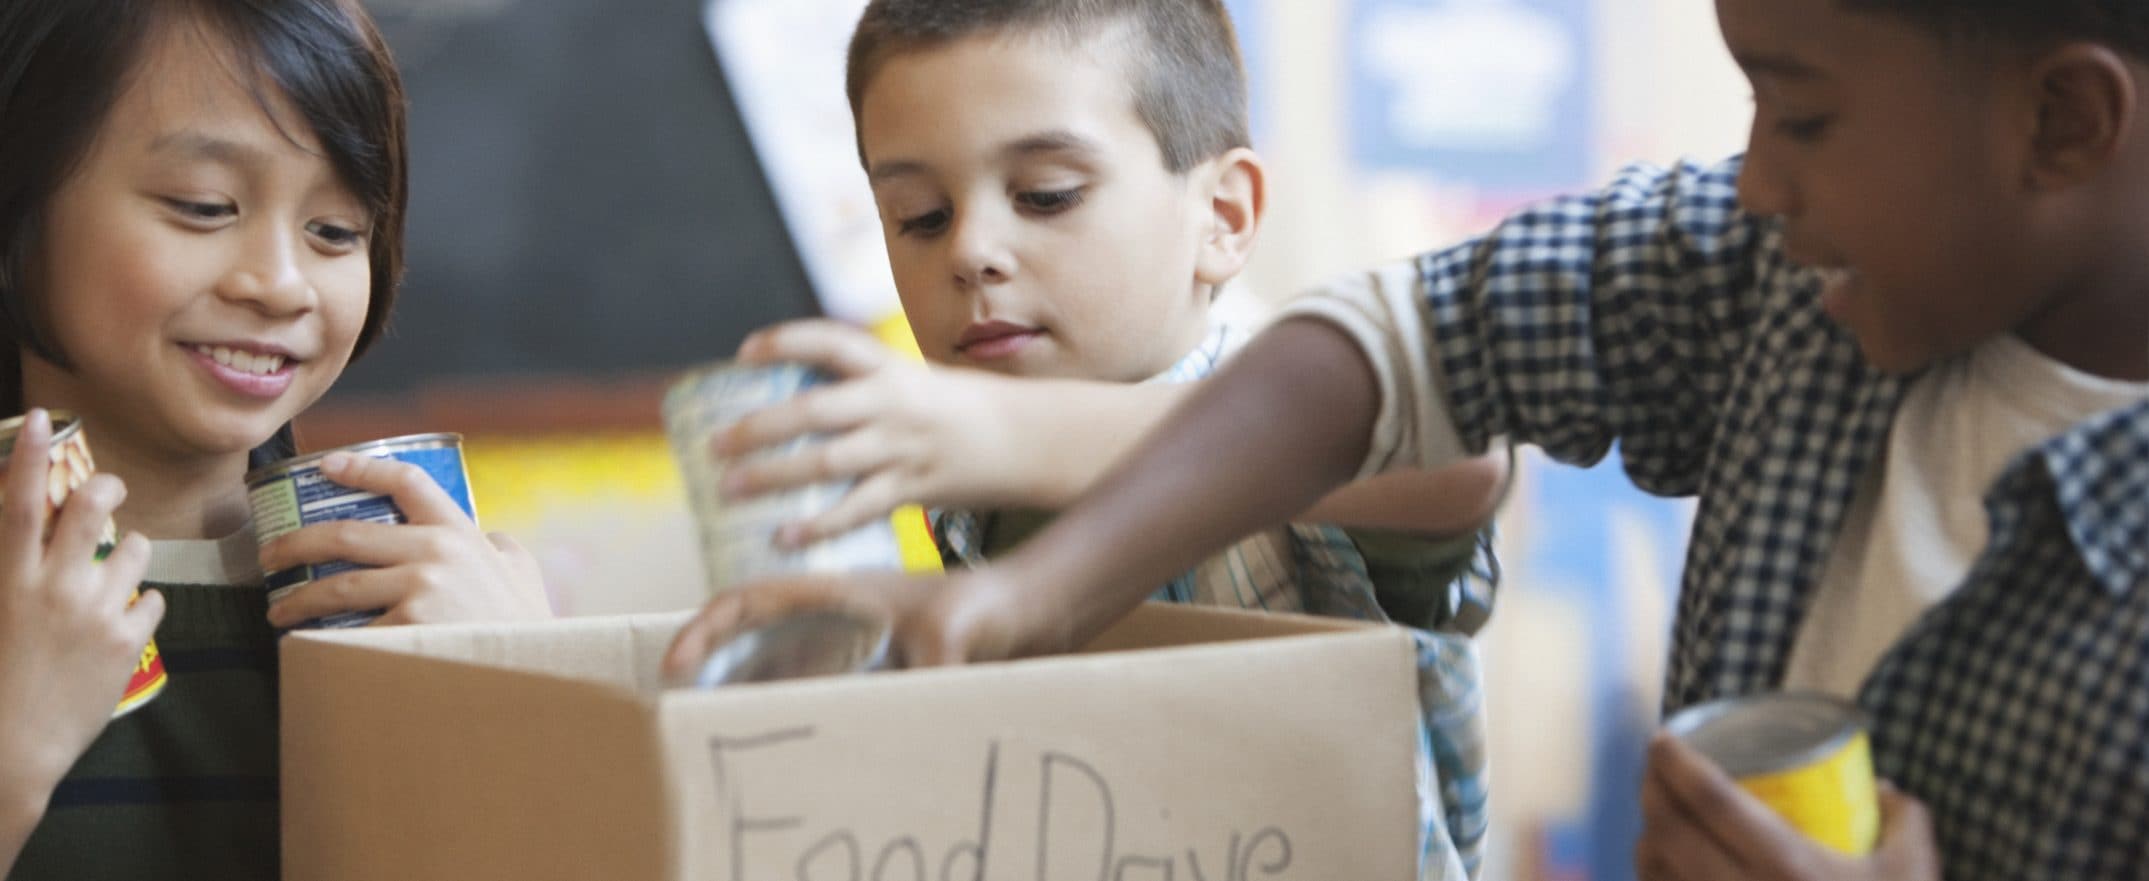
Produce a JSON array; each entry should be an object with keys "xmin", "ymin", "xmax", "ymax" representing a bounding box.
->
[{"xmin": 308, "ymin": 2, "xmax": 1750, "ymax": 879}]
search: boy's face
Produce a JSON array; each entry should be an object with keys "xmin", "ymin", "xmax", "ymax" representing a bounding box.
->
[
  {"xmin": 1719, "ymin": 0, "xmax": 2050, "ymax": 374},
  {"xmin": 857, "ymin": 31, "xmax": 1218, "ymax": 381}
]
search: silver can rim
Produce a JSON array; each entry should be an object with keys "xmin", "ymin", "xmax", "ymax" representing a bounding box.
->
[
  {"xmin": 0, "ymin": 409, "xmax": 85, "ymax": 459},
  {"xmin": 245, "ymin": 432, "xmax": 465, "ymax": 486},
  {"xmin": 1664, "ymin": 691, "xmax": 1870, "ymax": 777}
]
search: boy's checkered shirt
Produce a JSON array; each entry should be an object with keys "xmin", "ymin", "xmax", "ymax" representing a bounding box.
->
[{"xmin": 1313, "ymin": 156, "xmax": 2148, "ymax": 880}]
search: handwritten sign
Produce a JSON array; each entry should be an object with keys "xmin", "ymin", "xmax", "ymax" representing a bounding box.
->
[{"xmin": 704, "ymin": 727, "xmax": 1298, "ymax": 881}]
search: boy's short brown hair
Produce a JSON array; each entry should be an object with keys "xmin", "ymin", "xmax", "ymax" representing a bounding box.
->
[{"xmin": 845, "ymin": 0, "xmax": 1250, "ymax": 174}]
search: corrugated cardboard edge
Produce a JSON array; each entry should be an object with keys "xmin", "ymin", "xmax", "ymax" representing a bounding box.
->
[{"xmin": 281, "ymin": 615, "xmax": 691, "ymax": 881}]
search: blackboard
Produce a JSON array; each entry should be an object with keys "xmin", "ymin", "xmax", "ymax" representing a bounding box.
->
[{"xmin": 333, "ymin": 0, "xmax": 820, "ymax": 395}]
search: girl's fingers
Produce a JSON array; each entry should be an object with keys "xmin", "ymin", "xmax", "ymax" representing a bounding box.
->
[
  {"xmin": 44, "ymin": 474, "xmax": 125, "ymax": 581},
  {"xmin": 118, "ymin": 582, "xmax": 167, "ymax": 647},
  {"xmin": 314, "ymin": 453, "xmax": 469, "ymax": 527},
  {"xmin": 264, "ymin": 567, "xmax": 412, "ymax": 629},
  {"xmin": 260, "ymin": 518, "xmax": 452, "ymax": 573},
  {"xmin": 2, "ymin": 408, "xmax": 54, "ymax": 568},
  {"xmin": 99, "ymin": 532, "xmax": 155, "ymax": 613}
]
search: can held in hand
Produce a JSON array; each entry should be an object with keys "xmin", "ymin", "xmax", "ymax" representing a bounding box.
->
[
  {"xmin": 1665, "ymin": 691, "xmax": 1881, "ymax": 855},
  {"xmin": 664, "ymin": 361, "xmax": 905, "ymax": 592},
  {"xmin": 245, "ymin": 433, "xmax": 475, "ymax": 629},
  {"xmin": 0, "ymin": 411, "xmax": 167, "ymax": 717}
]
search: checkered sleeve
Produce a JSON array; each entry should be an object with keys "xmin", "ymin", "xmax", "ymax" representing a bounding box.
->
[{"xmin": 1285, "ymin": 157, "xmax": 1773, "ymax": 496}]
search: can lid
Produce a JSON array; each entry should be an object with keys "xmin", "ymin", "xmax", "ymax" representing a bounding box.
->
[
  {"xmin": 245, "ymin": 432, "xmax": 464, "ymax": 484},
  {"xmin": 687, "ymin": 609, "xmax": 891, "ymax": 688},
  {"xmin": 1665, "ymin": 691, "xmax": 1869, "ymax": 777}
]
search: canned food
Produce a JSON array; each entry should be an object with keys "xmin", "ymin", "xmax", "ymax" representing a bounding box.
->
[
  {"xmin": 245, "ymin": 433, "xmax": 475, "ymax": 629},
  {"xmin": 680, "ymin": 609, "xmax": 891, "ymax": 688},
  {"xmin": 0, "ymin": 411, "xmax": 167, "ymax": 717},
  {"xmin": 1665, "ymin": 692, "xmax": 1880, "ymax": 855},
  {"xmin": 663, "ymin": 361, "xmax": 905, "ymax": 592}
]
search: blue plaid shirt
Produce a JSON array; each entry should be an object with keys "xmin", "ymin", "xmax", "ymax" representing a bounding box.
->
[{"xmin": 1292, "ymin": 156, "xmax": 2149, "ymax": 880}]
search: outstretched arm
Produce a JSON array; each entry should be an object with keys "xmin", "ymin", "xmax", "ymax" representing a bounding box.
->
[
  {"xmin": 718, "ymin": 319, "xmax": 1500, "ymax": 548},
  {"xmin": 664, "ymin": 316, "xmax": 1393, "ymax": 676}
]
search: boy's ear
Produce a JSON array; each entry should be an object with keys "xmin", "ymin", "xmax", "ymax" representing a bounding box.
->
[
  {"xmin": 1193, "ymin": 147, "xmax": 1266, "ymax": 288},
  {"xmin": 2024, "ymin": 43, "xmax": 2136, "ymax": 189}
]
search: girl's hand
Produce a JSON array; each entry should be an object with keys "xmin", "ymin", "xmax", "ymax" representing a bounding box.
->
[
  {"xmin": 1635, "ymin": 732, "xmax": 1941, "ymax": 881},
  {"xmin": 260, "ymin": 452, "xmax": 551, "ymax": 628},
  {"xmin": 0, "ymin": 410, "xmax": 161, "ymax": 813},
  {"xmin": 716, "ymin": 320, "xmax": 1034, "ymax": 547}
]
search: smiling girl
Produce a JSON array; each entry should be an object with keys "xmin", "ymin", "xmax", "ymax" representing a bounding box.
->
[{"xmin": 0, "ymin": 2, "xmax": 548, "ymax": 877}]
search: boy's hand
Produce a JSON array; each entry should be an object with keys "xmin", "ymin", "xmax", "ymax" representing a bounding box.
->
[
  {"xmin": 661, "ymin": 567, "xmax": 1042, "ymax": 681},
  {"xmin": 1636, "ymin": 733, "xmax": 1940, "ymax": 881},
  {"xmin": 715, "ymin": 320, "xmax": 1027, "ymax": 547},
  {"xmin": 0, "ymin": 410, "xmax": 162, "ymax": 797},
  {"xmin": 261, "ymin": 452, "xmax": 551, "ymax": 628}
]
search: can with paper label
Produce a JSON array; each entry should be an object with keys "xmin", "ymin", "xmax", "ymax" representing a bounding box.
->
[
  {"xmin": 1666, "ymin": 691, "xmax": 1881, "ymax": 855},
  {"xmin": 245, "ymin": 433, "xmax": 475, "ymax": 629},
  {"xmin": 0, "ymin": 411, "xmax": 167, "ymax": 717}
]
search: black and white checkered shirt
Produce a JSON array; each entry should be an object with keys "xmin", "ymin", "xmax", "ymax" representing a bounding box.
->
[{"xmin": 1299, "ymin": 156, "xmax": 2148, "ymax": 879}]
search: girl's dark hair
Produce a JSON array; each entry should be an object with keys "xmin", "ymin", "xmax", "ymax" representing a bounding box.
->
[{"xmin": 0, "ymin": 0, "xmax": 408, "ymax": 461}]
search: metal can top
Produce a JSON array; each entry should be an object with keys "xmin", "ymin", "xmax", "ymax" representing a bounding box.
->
[
  {"xmin": 244, "ymin": 432, "xmax": 464, "ymax": 486},
  {"xmin": 1664, "ymin": 691, "xmax": 1870, "ymax": 778},
  {"xmin": 686, "ymin": 609, "xmax": 892, "ymax": 688},
  {"xmin": 0, "ymin": 409, "xmax": 84, "ymax": 460}
]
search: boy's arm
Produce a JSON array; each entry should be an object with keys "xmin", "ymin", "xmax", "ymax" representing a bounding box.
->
[
  {"xmin": 720, "ymin": 320, "xmax": 1504, "ymax": 543},
  {"xmin": 1307, "ymin": 454, "xmax": 1506, "ymax": 537},
  {"xmin": 993, "ymin": 376, "xmax": 1504, "ymax": 535},
  {"xmin": 981, "ymin": 157, "xmax": 1778, "ymax": 653},
  {"xmin": 674, "ymin": 157, "xmax": 1776, "ymax": 661},
  {"xmin": 994, "ymin": 317, "xmax": 1386, "ymax": 651}
]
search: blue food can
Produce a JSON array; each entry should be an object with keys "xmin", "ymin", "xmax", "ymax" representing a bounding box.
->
[{"xmin": 245, "ymin": 433, "xmax": 475, "ymax": 629}]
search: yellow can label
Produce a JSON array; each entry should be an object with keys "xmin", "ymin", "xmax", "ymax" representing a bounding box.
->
[
  {"xmin": 1737, "ymin": 731, "xmax": 1880, "ymax": 855},
  {"xmin": 1, "ymin": 413, "xmax": 165, "ymax": 718}
]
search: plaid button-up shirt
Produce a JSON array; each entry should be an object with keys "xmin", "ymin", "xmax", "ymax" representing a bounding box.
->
[{"xmin": 1291, "ymin": 156, "xmax": 2149, "ymax": 880}]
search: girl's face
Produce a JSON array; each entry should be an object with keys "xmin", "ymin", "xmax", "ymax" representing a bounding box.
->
[{"xmin": 27, "ymin": 23, "xmax": 372, "ymax": 464}]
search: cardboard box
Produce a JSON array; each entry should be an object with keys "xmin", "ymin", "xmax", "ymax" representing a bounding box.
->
[{"xmin": 281, "ymin": 604, "xmax": 1424, "ymax": 880}]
